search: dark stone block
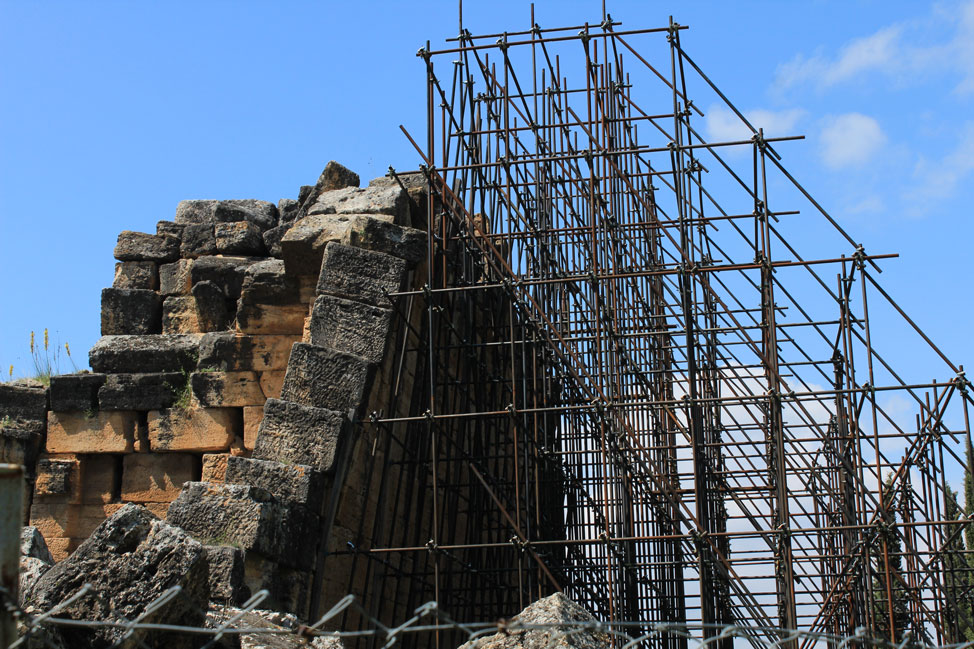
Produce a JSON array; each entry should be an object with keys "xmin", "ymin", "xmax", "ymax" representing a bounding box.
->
[
  {"xmin": 239, "ymin": 259, "xmax": 300, "ymax": 306},
  {"xmin": 215, "ymin": 221, "xmax": 265, "ymax": 255},
  {"xmin": 297, "ymin": 184, "xmax": 314, "ymax": 206},
  {"xmin": 197, "ymin": 332, "xmax": 295, "ymax": 372},
  {"xmin": 35, "ymin": 458, "xmax": 76, "ymax": 496},
  {"xmin": 112, "ymin": 261, "xmax": 159, "ymax": 290},
  {"xmin": 309, "ymin": 294, "xmax": 392, "ymax": 364},
  {"xmin": 225, "ymin": 455, "xmax": 323, "ymax": 509},
  {"xmin": 214, "ymin": 199, "xmax": 279, "ymax": 232},
  {"xmin": 101, "ymin": 287, "xmax": 163, "ymax": 335},
  {"xmin": 175, "ymin": 199, "xmax": 219, "ymax": 225},
  {"xmin": 0, "ymin": 419, "xmax": 44, "ymax": 471},
  {"xmin": 278, "ymin": 198, "xmax": 302, "ymax": 224},
  {"xmin": 156, "ymin": 220, "xmax": 185, "ymax": 238},
  {"xmin": 253, "ymin": 398, "xmax": 346, "ymax": 473},
  {"xmin": 98, "ymin": 372, "xmax": 184, "ymax": 410},
  {"xmin": 28, "ymin": 504, "xmax": 209, "ymax": 649},
  {"xmin": 49, "ymin": 373, "xmax": 106, "ymax": 412},
  {"xmin": 345, "ymin": 215, "xmax": 427, "ymax": 264},
  {"xmin": 317, "ymin": 242, "xmax": 406, "ymax": 307},
  {"xmin": 192, "ymin": 280, "xmax": 233, "ymax": 331},
  {"xmin": 0, "ymin": 381, "xmax": 49, "ymax": 420},
  {"xmin": 89, "ymin": 334, "xmax": 200, "ymax": 374},
  {"xmin": 159, "ymin": 259, "xmax": 193, "ymax": 295},
  {"xmin": 114, "ymin": 231, "xmax": 180, "ymax": 262},
  {"xmin": 317, "ymin": 161, "xmax": 360, "ymax": 192},
  {"xmin": 180, "ymin": 223, "xmax": 217, "ymax": 258},
  {"xmin": 281, "ymin": 343, "xmax": 375, "ymax": 415},
  {"xmin": 262, "ymin": 223, "xmax": 289, "ymax": 258},
  {"xmin": 203, "ymin": 544, "xmax": 249, "ymax": 603},
  {"xmin": 191, "ymin": 255, "xmax": 261, "ymax": 300}
]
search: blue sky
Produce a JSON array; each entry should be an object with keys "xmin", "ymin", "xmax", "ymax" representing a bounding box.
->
[{"xmin": 1, "ymin": 0, "xmax": 972, "ymax": 384}]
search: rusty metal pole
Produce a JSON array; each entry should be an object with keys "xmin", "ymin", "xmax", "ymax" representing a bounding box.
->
[{"xmin": 1, "ymin": 464, "xmax": 24, "ymax": 648}]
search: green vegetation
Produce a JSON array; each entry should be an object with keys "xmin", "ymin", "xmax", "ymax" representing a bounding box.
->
[{"xmin": 5, "ymin": 328, "xmax": 79, "ymax": 384}]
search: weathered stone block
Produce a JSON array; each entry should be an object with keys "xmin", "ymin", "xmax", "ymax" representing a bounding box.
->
[
  {"xmin": 80, "ymin": 454, "xmax": 119, "ymax": 504},
  {"xmin": 278, "ymin": 197, "xmax": 302, "ymax": 223},
  {"xmin": 192, "ymin": 371, "xmax": 265, "ymax": 407},
  {"xmin": 280, "ymin": 343, "xmax": 375, "ymax": 414},
  {"xmin": 29, "ymin": 504, "xmax": 209, "ymax": 649},
  {"xmin": 236, "ymin": 302, "xmax": 308, "ymax": 335},
  {"xmin": 114, "ymin": 231, "xmax": 180, "ymax": 262},
  {"xmin": 191, "ymin": 255, "xmax": 261, "ymax": 299},
  {"xmin": 159, "ymin": 258, "xmax": 194, "ymax": 295},
  {"xmin": 112, "ymin": 261, "xmax": 159, "ymax": 290},
  {"xmin": 253, "ymin": 398, "xmax": 345, "ymax": 472},
  {"xmin": 214, "ymin": 199, "xmax": 279, "ymax": 232},
  {"xmin": 175, "ymin": 199, "xmax": 219, "ymax": 225},
  {"xmin": 309, "ymin": 295, "xmax": 392, "ymax": 363},
  {"xmin": 29, "ymin": 502, "xmax": 80, "ymax": 541},
  {"xmin": 243, "ymin": 406, "xmax": 263, "ymax": 450},
  {"xmin": 225, "ymin": 456, "xmax": 322, "ymax": 508},
  {"xmin": 46, "ymin": 411, "xmax": 136, "ymax": 453},
  {"xmin": 101, "ymin": 287, "xmax": 163, "ymax": 335},
  {"xmin": 204, "ymin": 544, "xmax": 249, "ymax": 603},
  {"xmin": 89, "ymin": 334, "xmax": 201, "ymax": 374},
  {"xmin": 308, "ymin": 185, "xmax": 409, "ymax": 225},
  {"xmin": 198, "ymin": 332, "xmax": 299, "ymax": 372},
  {"xmin": 262, "ymin": 223, "xmax": 289, "ymax": 257},
  {"xmin": 0, "ymin": 380, "xmax": 48, "ymax": 421},
  {"xmin": 317, "ymin": 242, "xmax": 406, "ymax": 307},
  {"xmin": 98, "ymin": 372, "xmax": 184, "ymax": 410},
  {"xmin": 201, "ymin": 452, "xmax": 229, "ymax": 482},
  {"xmin": 258, "ymin": 370, "xmax": 285, "ymax": 399},
  {"xmin": 49, "ymin": 372, "xmax": 105, "ymax": 412},
  {"xmin": 35, "ymin": 455, "xmax": 81, "ymax": 502},
  {"xmin": 163, "ymin": 295, "xmax": 202, "ymax": 333},
  {"xmin": 343, "ymin": 214, "xmax": 427, "ymax": 264},
  {"xmin": 279, "ymin": 213, "xmax": 354, "ymax": 276},
  {"xmin": 192, "ymin": 279, "xmax": 233, "ymax": 331},
  {"xmin": 121, "ymin": 453, "xmax": 195, "ymax": 502},
  {"xmin": 180, "ymin": 222, "xmax": 217, "ymax": 258},
  {"xmin": 147, "ymin": 407, "xmax": 237, "ymax": 452},
  {"xmin": 317, "ymin": 160, "xmax": 360, "ymax": 192},
  {"xmin": 156, "ymin": 220, "xmax": 184, "ymax": 238},
  {"xmin": 216, "ymin": 220, "xmax": 266, "ymax": 255},
  {"xmin": 77, "ymin": 502, "xmax": 126, "ymax": 538},
  {"xmin": 235, "ymin": 259, "xmax": 306, "ymax": 333},
  {"xmin": 0, "ymin": 421, "xmax": 44, "ymax": 472}
]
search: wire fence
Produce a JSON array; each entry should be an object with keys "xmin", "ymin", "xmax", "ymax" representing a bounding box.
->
[{"xmin": 0, "ymin": 582, "xmax": 960, "ymax": 649}]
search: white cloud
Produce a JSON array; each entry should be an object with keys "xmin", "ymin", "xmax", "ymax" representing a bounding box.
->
[
  {"xmin": 705, "ymin": 105, "xmax": 805, "ymax": 143},
  {"xmin": 905, "ymin": 120, "xmax": 974, "ymax": 204},
  {"xmin": 819, "ymin": 113, "xmax": 886, "ymax": 169},
  {"xmin": 777, "ymin": 26, "xmax": 901, "ymax": 90}
]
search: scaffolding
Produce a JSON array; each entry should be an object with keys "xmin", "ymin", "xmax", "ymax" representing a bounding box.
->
[{"xmin": 328, "ymin": 11, "xmax": 974, "ymax": 648}]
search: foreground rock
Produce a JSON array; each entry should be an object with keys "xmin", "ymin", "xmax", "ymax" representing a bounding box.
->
[
  {"xmin": 206, "ymin": 604, "xmax": 344, "ymax": 648},
  {"xmin": 458, "ymin": 594, "xmax": 609, "ymax": 649},
  {"xmin": 26, "ymin": 503, "xmax": 209, "ymax": 649}
]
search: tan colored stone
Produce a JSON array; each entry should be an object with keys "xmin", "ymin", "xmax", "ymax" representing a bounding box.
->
[
  {"xmin": 258, "ymin": 371, "xmax": 285, "ymax": 400},
  {"xmin": 121, "ymin": 453, "xmax": 195, "ymax": 502},
  {"xmin": 201, "ymin": 453, "xmax": 229, "ymax": 483},
  {"xmin": 47, "ymin": 411, "xmax": 136, "ymax": 454},
  {"xmin": 162, "ymin": 296, "xmax": 201, "ymax": 334},
  {"xmin": 229, "ymin": 437, "xmax": 248, "ymax": 457},
  {"xmin": 80, "ymin": 454, "xmax": 119, "ymax": 504},
  {"xmin": 46, "ymin": 537, "xmax": 75, "ymax": 563},
  {"xmin": 30, "ymin": 503, "xmax": 80, "ymax": 540},
  {"xmin": 235, "ymin": 303, "xmax": 308, "ymax": 335},
  {"xmin": 242, "ymin": 406, "xmax": 263, "ymax": 450},
  {"xmin": 147, "ymin": 407, "xmax": 237, "ymax": 452},
  {"xmin": 145, "ymin": 502, "xmax": 170, "ymax": 519},
  {"xmin": 193, "ymin": 371, "xmax": 265, "ymax": 407}
]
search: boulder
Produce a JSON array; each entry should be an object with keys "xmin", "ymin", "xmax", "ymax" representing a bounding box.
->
[
  {"xmin": 27, "ymin": 504, "xmax": 209, "ymax": 649},
  {"xmin": 456, "ymin": 593, "xmax": 609, "ymax": 649},
  {"xmin": 49, "ymin": 373, "xmax": 105, "ymax": 412},
  {"xmin": 280, "ymin": 343, "xmax": 374, "ymax": 415},
  {"xmin": 316, "ymin": 243, "xmax": 406, "ymax": 307},
  {"xmin": 88, "ymin": 334, "xmax": 201, "ymax": 374},
  {"xmin": 253, "ymin": 398, "xmax": 346, "ymax": 473},
  {"xmin": 114, "ymin": 231, "xmax": 180, "ymax": 262},
  {"xmin": 100, "ymin": 288, "xmax": 162, "ymax": 335}
]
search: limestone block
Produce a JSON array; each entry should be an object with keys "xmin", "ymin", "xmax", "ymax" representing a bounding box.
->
[
  {"xmin": 198, "ymin": 332, "xmax": 299, "ymax": 372},
  {"xmin": 258, "ymin": 371, "xmax": 285, "ymax": 399},
  {"xmin": 77, "ymin": 502, "xmax": 126, "ymax": 538},
  {"xmin": 317, "ymin": 160, "xmax": 360, "ymax": 192},
  {"xmin": 101, "ymin": 287, "xmax": 163, "ymax": 335},
  {"xmin": 148, "ymin": 407, "xmax": 237, "ymax": 452},
  {"xmin": 191, "ymin": 371, "xmax": 265, "ymax": 407},
  {"xmin": 343, "ymin": 214, "xmax": 427, "ymax": 264},
  {"xmin": 98, "ymin": 372, "xmax": 184, "ymax": 410},
  {"xmin": 144, "ymin": 502, "xmax": 169, "ymax": 519},
  {"xmin": 225, "ymin": 456, "xmax": 322, "ymax": 508},
  {"xmin": 114, "ymin": 231, "xmax": 180, "ymax": 262},
  {"xmin": 163, "ymin": 295, "xmax": 201, "ymax": 333},
  {"xmin": 236, "ymin": 302, "xmax": 308, "ymax": 335},
  {"xmin": 317, "ymin": 242, "xmax": 406, "ymax": 307},
  {"xmin": 308, "ymin": 185, "xmax": 409, "ymax": 225},
  {"xmin": 216, "ymin": 221, "xmax": 265, "ymax": 255},
  {"xmin": 156, "ymin": 220, "xmax": 184, "ymax": 238},
  {"xmin": 309, "ymin": 295, "xmax": 392, "ymax": 363},
  {"xmin": 0, "ymin": 381, "xmax": 48, "ymax": 421},
  {"xmin": 88, "ymin": 334, "xmax": 201, "ymax": 374},
  {"xmin": 34, "ymin": 455, "xmax": 81, "ymax": 502},
  {"xmin": 159, "ymin": 259, "xmax": 194, "ymax": 295},
  {"xmin": 280, "ymin": 343, "xmax": 375, "ymax": 414},
  {"xmin": 174, "ymin": 199, "xmax": 219, "ymax": 225},
  {"xmin": 253, "ymin": 398, "xmax": 345, "ymax": 472},
  {"xmin": 29, "ymin": 503, "xmax": 80, "ymax": 541},
  {"xmin": 113, "ymin": 261, "xmax": 159, "ymax": 290},
  {"xmin": 46, "ymin": 411, "xmax": 136, "ymax": 453},
  {"xmin": 80, "ymin": 454, "xmax": 119, "ymax": 504},
  {"xmin": 278, "ymin": 197, "xmax": 302, "ymax": 223},
  {"xmin": 242, "ymin": 406, "xmax": 263, "ymax": 450},
  {"xmin": 201, "ymin": 453, "xmax": 229, "ymax": 482},
  {"xmin": 121, "ymin": 453, "xmax": 195, "ymax": 502},
  {"xmin": 180, "ymin": 223, "xmax": 217, "ymax": 258},
  {"xmin": 49, "ymin": 372, "xmax": 105, "ymax": 412},
  {"xmin": 280, "ymin": 213, "xmax": 354, "ymax": 276}
]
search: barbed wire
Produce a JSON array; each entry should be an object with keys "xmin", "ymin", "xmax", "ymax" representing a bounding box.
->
[{"xmin": 0, "ymin": 583, "xmax": 963, "ymax": 649}]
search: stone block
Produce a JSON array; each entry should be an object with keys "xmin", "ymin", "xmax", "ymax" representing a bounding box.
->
[
  {"xmin": 34, "ymin": 455, "xmax": 82, "ymax": 502},
  {"xmin": 236, "ymin": 302, "xmax": 308, "ymax": 335},
  {"xmin": 100, "ymin": 287, "xmax": 163, "ymax": 335},
  {"xmin": 309, "ymin": 295, "xmax": 392, "ymax": 363},
  {"xmin": 175, "ymin": 199, "xmax": 219, "ymax": 224},
  {"xmin": 192, "ymin": 371, "xmax": 265, "ymax": 407},
  {"xmin": 317, "ymin": 160, "xmax": 360, "ymax": 192},
  {"xmin": 114, "ymin": 231, "xmax": 180, "ymax": 262},
  {"xmin": 225, "ymin": 456, "xmax": 322, "ymax": 508},
  {"xmin": 343, "ymin": 214, "xmax": 426, "ymax": 264},
  {"xmin": 308, "ymin": 185, "xmax": 409, "ymax": 225},
  {"xmin": 180, "ymin": 223, "xmax": 217, "ymax": 258},
  {"xmin": 46, "ymin": 411, "xmax": 136, "ymax": 453},
  {"xmin": 204, "ymin": 544, "xmax": 249, "ymax": 603},
  {"xmin": 112, "ymin": 261, "xmax": 159, "ymax": 290},
  {"xmin": 191, "ymin": 255, "xmax": 261, "ymax": 299},
  {"xmin": 279, "ymin": 213, "xmax": 354, "ymax": 276},
  {"xmin": 0, "ymin": 380, "xmax": 48, "ymax": 421},
  {"xmin": 214, "ymin": 199, "xmax": 279, "ymax": 232},
  {"xmin": 198, "ymin": 332, "xmax": 299, "ymax": 372},
  {"xmin": 156, "ymin": 220, "xmax": 184, "ymax": 238},
  {"xmin": 98, "ymin": 372, "xmax": 184, "ymax": 410},
  {"xmin": 49, "ymin": 372, "xmax": 105, "ymax": 412},
  {"xmin": 253, "ymin": 398, "xmax": 345, "ymax": 472},
  {"xmin": 121, "ymin": 453, "xmax": 195, "ymax": 502},
  {"xmin": 89, "ymin": 334, "xmax": 201, "ymax": 374},
  {"xmin": 29, "ymin": 502, "xmax": 80, "ymax": 540},
  {"xmin": 258, "ymin": 371, "xmax": 285, "ymax": 399},
  {"xmin": 77, "ymin": 502, "xmax": 126, "ymax": 538},
  {"xmin": 29, "ymin": 503, "xmax": 209, "ymax": 649},
  {"xmin": 216, "ymin": 221, "xmax": 265, "ymax": 255},
  {"xmin": 191, "ymin": 280, "xmax": 233, "ymax": 331},
  {"xmin": 278, "ymin": 197, "xmax": 302, "ymax": 223},
  {"xmin": 162, "ymin": 295, "xmax": 201, "ymax": 333},
  {"xmin": 262, "ymin": 223, "xmax": 289, "ymax": 257},
  {"xmin": 201, "ymin": 453, "xmax": 229, "ymax": 482},
  {"xmin": 0, "ymin": 419, "xmax": 44, "ymax": 472},
  {"xmin": 147, "ymin": 407, "xmax": 237, "ymax": 452},
  {"xmin": 235, "ymin": 259, "xmax": 306, "ymax": 333},
  {"xmin": 243, "ymin": 406, "xmax": 263, "ymax": 450},
  {"xmin": 159, "ymin": 259, "xmax": 194, "ymax": 295},
  {"xmin": 80, "ymin": 454, "xmax": 119, "ymax": 504},
  {"xmin": 317, "ymin": 242, "xmax": 406, "ymax": 307},
  {"xmin": 280, "ymin": 343, "xmax": 375, "ymax": 414}
]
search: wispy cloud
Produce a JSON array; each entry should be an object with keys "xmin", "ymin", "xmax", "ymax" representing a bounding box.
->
[
  {"xmin": 705, "ymin": 105, "xmax": 805, "ymax": 143},
  {"xmin": 905, "ymin": 120, "xmax": 974, "ymax": 207},
  {"xmin": 819, "ymin": 113, "xmax": 887, "ymax": 169},
  {"xmin": 775, "ymin": 1, "xmax": 974, "ymax": 96}
]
